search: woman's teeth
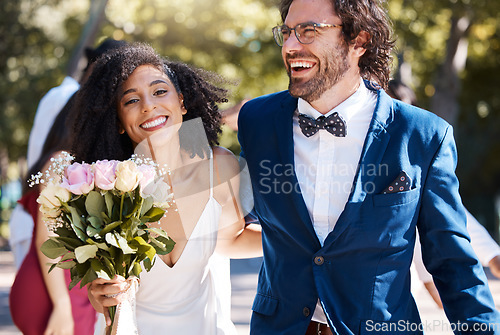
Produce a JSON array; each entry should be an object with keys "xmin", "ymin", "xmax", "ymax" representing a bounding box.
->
[{"xmin": 141, "ymin": 116, "xmax": 167, "ymax": 129}]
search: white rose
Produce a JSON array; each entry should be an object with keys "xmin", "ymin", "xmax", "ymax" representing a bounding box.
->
[
  {"xmin": 115, "ymin": 160, "xmax": 142, "ymax": 193},
  {"xmin": 147, "ymin": 179, "xmax": 173, "ymax": 209},
  {"xmin": 39, "ymin": 204, "xmax": 62, "ymax": 219},
  {"xmin": 37, "ymin": 182, "xmax": 71, "ymax": 209}
]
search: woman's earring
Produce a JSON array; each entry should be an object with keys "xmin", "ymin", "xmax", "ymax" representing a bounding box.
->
[{"xmin": 181, "ymin": 100, "xmax": 187, "ymax": 115}]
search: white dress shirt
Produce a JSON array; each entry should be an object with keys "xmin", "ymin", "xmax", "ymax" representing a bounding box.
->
[
  {"xmin": 9, "ymin": 76, "xmax": 79, "ymax": 270},
  {"xmin": 27, "ymin": 76, "xmax": 79, "ymax": 168},
  {"xmin": 293, "ymin": 79, "xmax": 377, "ymax": 323}
]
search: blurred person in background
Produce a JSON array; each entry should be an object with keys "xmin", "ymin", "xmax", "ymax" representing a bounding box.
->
[
  {"xmin": 8, "ymin": 38, "xmax": 127, "ymax": 269},
  {"xmin": 388, "ymin": 79, "xmax": 500, "ymax": 308},
  {"xmin": 9, "ymin": 94, "xmax": 96, "ymax": 335}
]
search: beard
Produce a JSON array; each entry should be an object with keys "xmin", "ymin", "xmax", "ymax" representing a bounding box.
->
[{"xmin": 287, "ymin": 42, "xmax": 350, "ymax": 102}]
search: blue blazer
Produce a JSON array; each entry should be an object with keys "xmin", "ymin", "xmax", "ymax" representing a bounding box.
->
[{"xmin": 237, "ymin": 82, "xmax": 499, "ymax": 334}]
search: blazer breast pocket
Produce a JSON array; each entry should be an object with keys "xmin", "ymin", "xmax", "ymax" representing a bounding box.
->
[
  {"xmin": 252, "ymin": 293, "xmax": 279, "ymax": 316},
  {"xmin": 372, "ymin": 187, "xmax": 420, "ymax": 207}
]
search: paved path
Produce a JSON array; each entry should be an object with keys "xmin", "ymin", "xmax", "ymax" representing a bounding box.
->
[{"xmin": 1, "ymin": 252, "xmax": 499, "ymax": 334}]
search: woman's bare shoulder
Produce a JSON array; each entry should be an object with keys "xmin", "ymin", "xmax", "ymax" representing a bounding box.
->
[{"xmin": 212, "ymin": 146, "xmax": 241, "ymax": 181}]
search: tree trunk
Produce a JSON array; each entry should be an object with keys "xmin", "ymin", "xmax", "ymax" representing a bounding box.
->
[
  {"xmin": 66, "ymin": 0, "xmax": 109, "ymax": 80},
  {"xmin": 430, "ymin": 14, "xmax": 472, "ymax": 126}
]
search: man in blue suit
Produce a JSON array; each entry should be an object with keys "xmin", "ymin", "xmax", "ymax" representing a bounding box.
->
[{"xmin": 237, "ymin": 0, "xmax": 500, "ymax": 333}]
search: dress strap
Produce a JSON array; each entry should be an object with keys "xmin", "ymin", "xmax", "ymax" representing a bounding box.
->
[{"xmin": 209, "ymin": 148, "xmax": 214, "ymax": 197}]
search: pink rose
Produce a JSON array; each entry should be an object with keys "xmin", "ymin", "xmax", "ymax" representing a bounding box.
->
[
  {"xmin": 61, "ymin": 162, "xmax": 94, "ymax": 195},
  {"xmin": 94, "ymin": 160, "xmax": 119, "ymax": 190},
  {"xmin": 138, "ymin": 164, "xmax": 157, "ymax": 196}
]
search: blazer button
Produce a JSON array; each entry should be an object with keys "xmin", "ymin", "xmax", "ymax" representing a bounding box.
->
[
  {"xmin": 303, "ymin": 307, "xmax": 310, "ymax": 317},
  {"xmin": 314, "ymin": 256, "xmax": 324, "ymax": 265}
]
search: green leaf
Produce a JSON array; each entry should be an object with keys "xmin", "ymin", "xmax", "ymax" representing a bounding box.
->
[
  {"xmin": 140, "ymin": 197, "xmax": 154, "ymax": 216},
  {"xmin": 72, "ymin": 262, "xmax": 90, "ymax": 279},
  {"xmin": 75, "ymin": 244, "xmax": 98, "ymax": 263},
  {"xmin": 54, "ymin": 224, "xmax": 79, "ymax": 239},
  {"xmin": 149, "ymin": 235, "xmax": 175, "ymax": 255},
  {"xmin": 145, "ymin": 227, "xmax": 169, "ymax": 239},
  {"xmin": 88, "ymin": 216, "xmax": 103, "ymax": 229},
  {"xmin": 48, "ymin": 262, "xmax": 58, "ymax": 273},
  {"xmin": 104, "ymin": 191, "xmax": 114, "ymax": 217},
  {"xmin": 143, "ymin": 257, "xmax": 153, "ymax": 272},
  {"xmin": 57, "ymin": 260, "xmax": 77, "ymax": 269},
  {"xmin": 132, "ymin": 236, "xmax": 156, "ymax": 260},
  {"xmin": 99, "ymin": 220, "xmax": 123, "ymax": 236},
  {"xmin": 122, "ymin": 195, "xmax": 134, "ymax": 217},
  {"xmin": 86, "ymin": 225, "xmax": 101, "ymax": 238},
  {"xmin": 80, "ymin": 265, "xmax": 98, "ymax": 288},
  {"xmin": 126, "ymin": 190, "xmax": 143, "ymax": 218},
  {"xmin": 55, "ymin": 236, "xmax": 84, "ymax": 250},
  {"xmin": 100, "ymin": 257, "xmax": 116, "ymax": 277},
  {"xmin": 86, "ymin": 191, "xmax": 106, "ymax": 218},
  {"xmin": 105, "ymin": 232, "xmax": 137, "ymax": 255},
  {"xmin": 143, "ymin": 207, "xmax": 166, "ymax": 222},
  {"xmin": 41, "ymin": 238, "xmax": 67, "ymax": 259},
  {"xmin": 61, "ymin": 252, "xmax": 75, "ymax": 262},
  {"xmin": 71, "ymin": 221, "xmax": 88, "ymax": 242},
  {"xmin": 85, "ymin": 239, "xmax": 110, "ymax": 251},
  {"xmin": 115, "ymin": 251, "xmax": 124, "ymax": 276},
  {"xmin": 157, "ymin": 236, "xmax": 175, "ymax": 254},
  {"xmin": 68, "ymin": 206, "xmax": 85, "ymax": 231},
  {"xmin": 68, "ymin": 273, "xmax": 83, "ymax": 290},
  {"xmin": 131, "ymin": 262, "xmax": 142, "ymax": 277}
]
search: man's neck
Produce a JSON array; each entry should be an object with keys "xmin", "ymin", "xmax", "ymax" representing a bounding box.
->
[{"xmin": 308, "ymin": 74, "xmax": 362, "ymax": 114}]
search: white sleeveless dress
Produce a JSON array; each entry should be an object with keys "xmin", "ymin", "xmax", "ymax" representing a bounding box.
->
[{"xmin": 95, "ymin": 151, "xmax": 237, "ymax": 335}]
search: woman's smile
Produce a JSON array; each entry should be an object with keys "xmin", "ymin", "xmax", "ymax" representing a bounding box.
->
[{"xmin": 141, "ymin": 115, "xmax": 168, "ymax": 131}]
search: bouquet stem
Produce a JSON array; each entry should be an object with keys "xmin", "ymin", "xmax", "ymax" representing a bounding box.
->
[
  {"xmin": 106, "ymin": 305, "xmax": 116, "ymax": 335},
  {"xmin": 104, "ymin": 277, "xmax": 139, "ymax": 335}
]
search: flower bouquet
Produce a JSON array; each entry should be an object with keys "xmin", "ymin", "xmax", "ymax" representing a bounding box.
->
[{"xmin": 32, "ymin": 152, "xmax": 175, "ymax": 334}]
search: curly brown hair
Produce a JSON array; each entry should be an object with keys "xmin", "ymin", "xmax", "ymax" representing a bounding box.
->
[
  {"xmin": 279, "ymin": 0, "xmax": 395, "ymax": 89},
  {"xmin": 70, "ymin": 43, "xmax": 228, "ymax": 163}
]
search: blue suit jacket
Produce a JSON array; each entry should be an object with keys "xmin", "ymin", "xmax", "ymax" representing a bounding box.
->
[{"xmin": 237, "ymin": 82, "xmax": 500, "ymax": 334}]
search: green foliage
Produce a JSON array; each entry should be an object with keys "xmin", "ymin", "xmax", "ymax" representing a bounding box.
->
[
  {"xmin": 41, "ymin": 190, "xmax": 175, "ymax": 289},
  {"xmin": 2, "ymin": 0, "xmax": 500, "ymax": 234},
  {"xmin": 0, "ymin": 0, "xmax": 85, "ymax": 161}
]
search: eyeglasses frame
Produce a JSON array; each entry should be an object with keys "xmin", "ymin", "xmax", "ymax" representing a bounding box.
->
[{"xmin": 272, "ymin": 22, "xmax": 342, "ymax": 47}]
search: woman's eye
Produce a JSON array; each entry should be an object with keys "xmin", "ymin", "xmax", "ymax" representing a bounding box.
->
[
  {"xmin": 124, "ymin": 98, "xmax": 138, "ymax": 106},
  {"xmin": 154, "ymin": 89, "xmax": 167, "ymax": 96}
]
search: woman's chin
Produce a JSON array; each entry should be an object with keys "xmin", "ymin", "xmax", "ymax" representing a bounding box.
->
[{"xmin": 134, "ymin": 125, "xmax": 181, "ymax": 159}]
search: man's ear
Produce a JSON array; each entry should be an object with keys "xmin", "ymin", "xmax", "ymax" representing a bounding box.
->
[{"xmin": 352, "ymin": 31, "xmax": 370, "ymax": 57}]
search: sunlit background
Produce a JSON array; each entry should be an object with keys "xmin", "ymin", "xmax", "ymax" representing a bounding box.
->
[{"xmin": 1, "ymin": 0, "xmax": 499, "ymax": 242}]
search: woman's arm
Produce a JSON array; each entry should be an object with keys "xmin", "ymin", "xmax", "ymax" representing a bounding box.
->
[
  {"xmin": 213, "ymin": 147, "xmax": 263, "ymax": 258},
  {"xmin": 35, "ymin": 155, "xmax": 75, "ymax": 335}
]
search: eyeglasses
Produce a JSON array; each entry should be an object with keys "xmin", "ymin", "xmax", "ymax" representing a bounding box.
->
[{"xmin": 272, "ymin": 22, "xmax": 342, "ymax": 47}]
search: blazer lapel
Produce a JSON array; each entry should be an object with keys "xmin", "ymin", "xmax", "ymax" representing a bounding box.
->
[
  {"xmin": 273, "ymin": 94, "xmax": 319, "ymax": 242},
  {"xmin": 324, "ymin": 86, "xmax": 394, "ymax": 246}
]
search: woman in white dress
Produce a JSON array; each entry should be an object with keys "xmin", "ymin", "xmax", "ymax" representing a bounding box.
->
[{"xmin": 70, "ymin": 43, "xmax": 262, "ymax": 334}]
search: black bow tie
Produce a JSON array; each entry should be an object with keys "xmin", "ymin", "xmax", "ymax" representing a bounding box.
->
[{"xmin": 298, "ymin": 112, "xmax": 347, "ymax": 137}]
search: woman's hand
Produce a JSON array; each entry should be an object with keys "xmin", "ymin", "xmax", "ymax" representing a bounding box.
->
[
  {"xmin": 87, "ymin": 276, "xmax": 129, "ymax": 326},
  {"xmin": 44, "ymin": 303, "xmax": 74, "ymax": 335}
]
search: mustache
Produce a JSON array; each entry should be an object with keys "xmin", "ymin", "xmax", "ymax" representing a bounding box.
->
[{"xmin": 285, "ymin": 52, "xmax": 316, "ymax": 62}]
